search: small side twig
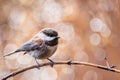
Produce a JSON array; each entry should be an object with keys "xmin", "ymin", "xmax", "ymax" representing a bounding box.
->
[{"xmin": 2, "ymin": 61, "xmax": 120, "ymax": 80}]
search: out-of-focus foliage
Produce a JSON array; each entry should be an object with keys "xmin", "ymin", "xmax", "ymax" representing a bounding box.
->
[{"xmin": 0, "ymin": 0, "xmax": 120, "ymax": 80}]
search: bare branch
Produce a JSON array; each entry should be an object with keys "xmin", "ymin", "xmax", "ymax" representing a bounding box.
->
[{"xmin": 2, "ymin": 61, "xmax": 120, "ymax": 80}]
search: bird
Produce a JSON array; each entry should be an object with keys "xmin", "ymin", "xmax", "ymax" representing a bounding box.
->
[{"xmin": 4, "ymin": 28, "xmax": 60, "ymax": 69}]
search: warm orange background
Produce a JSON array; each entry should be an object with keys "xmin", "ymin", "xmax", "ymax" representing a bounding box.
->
[{"xmin": 0, "ymin": 0, "xmax": 120, "ymax": 80}]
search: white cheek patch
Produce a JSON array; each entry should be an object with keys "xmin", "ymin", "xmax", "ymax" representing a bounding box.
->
[
  {"xmin": 37, "ymin": 32, "xmax": 46, "ymax": 39},
  {"xmin": 37, "ymin": 33, "xmax": 54, "ymax": 41},
  {"xmin": 45, "ymin": 36, "xmax": 55, "ymax": 41}
]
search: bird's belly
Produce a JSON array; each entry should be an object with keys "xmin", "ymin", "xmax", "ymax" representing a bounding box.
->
[{"xmin": 30, "ymin": 45, "xmax": 57, "ymax": 59}]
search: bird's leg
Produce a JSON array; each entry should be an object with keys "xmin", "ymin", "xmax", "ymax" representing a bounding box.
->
[
  {"xmin": 47, "ymin": 58, "xmax": 54, "ymax": 67},
  {"xmin": 35, "ymin": 58, "xmax": 40, "ymax": 69}
]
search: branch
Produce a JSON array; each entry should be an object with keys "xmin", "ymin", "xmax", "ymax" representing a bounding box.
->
[{"xmin": 2, "ymin": 61, "xmax": 120, "ymax": 80}]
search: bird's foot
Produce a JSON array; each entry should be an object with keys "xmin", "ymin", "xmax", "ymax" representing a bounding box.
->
[
  {"xmin": 47, "ymin": 58, "xmax": 54, "ymax": 67},
  {"xmin": 67, "ymin": 60, "xmax": 72, "ymax": 65},
  {"xmin": 36, "ymin": 64, "xmax": 40, "ymax": 69}
]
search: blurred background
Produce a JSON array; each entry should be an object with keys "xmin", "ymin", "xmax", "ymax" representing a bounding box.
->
[{"xmin": 0, "ymin": 0, "xmax": 120, "ymax": 80}]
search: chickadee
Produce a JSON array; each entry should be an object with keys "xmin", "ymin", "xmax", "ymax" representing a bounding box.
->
[{"xmin": 4, "ymin": 28, "xmax": 60, "ymax": 68}]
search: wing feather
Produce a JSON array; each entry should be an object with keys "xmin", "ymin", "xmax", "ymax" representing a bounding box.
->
[{"xmin": 4, "ymin": 38, "xmax": 43, "ymax": 57}]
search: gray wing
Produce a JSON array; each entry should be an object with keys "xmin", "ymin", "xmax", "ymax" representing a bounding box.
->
[
  {"xmin": 18, "ymin": 41, "xmax": 36, "ymax": 51},
  {"xmin": 31, "ymin": 42, "xmax": 48, "ymax": 59},
  {"xmin": 17, "ymin": 39, "xmax": 43, "ymax": 51},
  {"xmin": 4, "ymin": 39, "xmax": 43, "ymax": 57}
]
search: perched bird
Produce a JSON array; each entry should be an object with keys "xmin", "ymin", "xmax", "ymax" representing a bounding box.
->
[{"xmin": 4, "ymin": 28, "xmax": 60, "ymax": 68}]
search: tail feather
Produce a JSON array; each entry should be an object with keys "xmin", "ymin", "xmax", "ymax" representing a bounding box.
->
[{"xmin": 3, "ymin": 50, "xmax": 20, "ymax": 57}]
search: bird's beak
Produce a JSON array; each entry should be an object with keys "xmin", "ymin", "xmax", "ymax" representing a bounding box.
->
[
  {"xmin": 56, "ymin": 36, "xmax": 60, "ymax": 39},
  {"xmin": 55, "ymin": 36, "xmax": 60, "ymax": 39}
]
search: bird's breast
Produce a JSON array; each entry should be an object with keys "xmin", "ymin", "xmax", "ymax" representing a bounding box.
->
[
  {"xmin": 30, "ymin": 45, "xmax": 57, "ymax": 59},
  {"xmin": 48, "ymin": 45, "xmax": 57, "ymax": 57}
]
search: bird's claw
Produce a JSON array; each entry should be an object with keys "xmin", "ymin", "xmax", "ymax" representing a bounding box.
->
[
  {"xmin": 67, "ymin": 60, "xmax": 72, "ymax": 65},
  {"xmin": 36, "ymin": 64, "xmax": 40, "ymax": 69},
  {"xmin": 50, "ymin": 61, "xmax": 54, "ymax": 67},
  {"xmin": 47, "ymin": 58, "xmax": 54, "ymax": 67}
]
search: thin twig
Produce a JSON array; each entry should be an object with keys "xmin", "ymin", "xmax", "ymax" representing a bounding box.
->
[{"xmin": 2, "ymin": 61, "xmax": 120, "ymax": 80}]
